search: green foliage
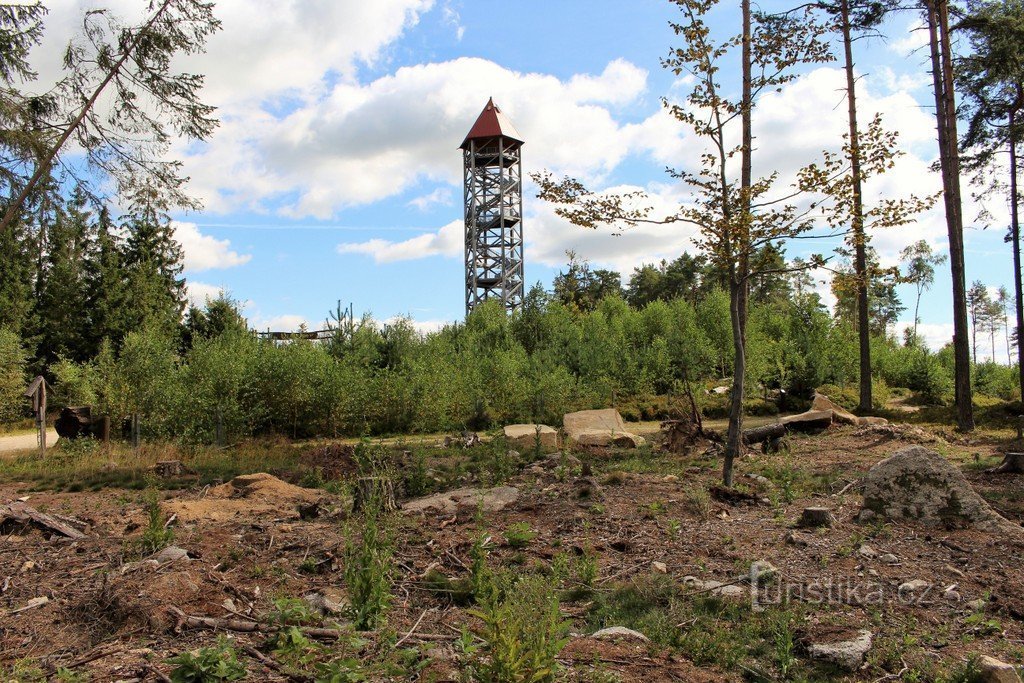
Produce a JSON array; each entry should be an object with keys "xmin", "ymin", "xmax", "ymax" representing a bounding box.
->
[
  {"xmin": 167, "ymin": 636, "xmax": 247, "ymax": 682},
  {"xmin": 0, "ymin": 328, "xmax": 27, "ymax": 423},
  {"xmin": 503, "ymin": 522, "xmax": 537, "ymax": 549},
  {"xmin": 136, "ymin": 488, "xmax": 174, "ymax": 557},
  {"xmin": 467, "ymin": 573, "xmax": 570, "ymax": 683},
  {"xmin": 342, "ymin": 500, "xmax": 395, "ymax": 631}
]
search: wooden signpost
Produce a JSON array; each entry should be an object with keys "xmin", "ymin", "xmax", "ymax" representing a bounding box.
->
[{"xmin": 23, "ymin": 376, "xmax": 47, "ymax": 456}]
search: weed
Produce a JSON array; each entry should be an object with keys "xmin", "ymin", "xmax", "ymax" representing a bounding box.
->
[
  {"xmin": 166, "ymin": 635, "xmax": 247, "ymax": 681},
  {"xmin": 54, "ymin": 667, "xmax": 90, "ymax": 682},
  {"xmin": 267, "ymin": 596, "xmax": 317, "ymax": 626},
  {"xmin": 666, "ymin": 519, "xmax": 682, "ymax": 537},
  {"xmin": 134, "ymin": 488, "xmax": 174, "ymax": 557},
  {"xmin": 468, "ymin": 573, "xmax": 570, "ymax": 683},
  {"xmin": 315, "ymin": 658, "xmax": 367, "ymax": 682},
  {"xmin": 504, "ymin": 522, "xmax": 537, "ymax": 549},
  {"xmin": 268, "ymin": 626, "xmax": 323, "ymax": 669},
  {"xmin": 682, "ymin": 485, "xmax": 711, "ymax": 518},
  {"xmin": 342, "ymin": 498, "xmax": 395, "ymax": 630}
]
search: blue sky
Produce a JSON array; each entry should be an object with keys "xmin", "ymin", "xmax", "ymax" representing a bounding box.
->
[{"xmin": 40, "ymin": 1, "xmax": 1021, "ymax": 360}]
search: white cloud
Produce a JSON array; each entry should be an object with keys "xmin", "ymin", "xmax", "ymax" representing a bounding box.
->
[
  {"xmin": 174, "ymin": 221, "xmax": 252, "ymax": 272},
  {"xmin": 888, "ymin": 20, "xmax": 929, "ymax": 57},
  {"xmin": 408, "ymin": 187, "xmax": 454, "ymax": 211},
  {"xmin": 185, "ymin": 281, "xmax": 225, "ymax": 308},
  {"xmin": 894, "ymin": 321, "xmax": 954, "ymax": 351},
  {"xmin": 250, "ymin": 314, "xmax": 313, "ymax": 332},
  {"xmin": 182, "ymin": 56, "xmax": 663, "ymax": 218},
  {"xmin": 338, "ymin": 219, "xmax": 462, "ymax": 263}
]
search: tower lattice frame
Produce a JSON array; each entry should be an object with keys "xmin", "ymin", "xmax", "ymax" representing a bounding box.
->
[{"xmin": 461, "ymin": 100, "xmax": 524, "ymax": 315}]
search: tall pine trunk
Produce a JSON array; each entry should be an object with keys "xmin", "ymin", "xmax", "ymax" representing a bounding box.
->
[
  {"xmin": 926, "ymin": 0, "xmax": 975, "ymax": 430},
  {"xmin": 1010, "ymin": 110, "xmax": 1024, "ymax": 400},
  {"xmin": 840, "ymin": 0, "xmax": 872, "ymax": 413},
  {"xmin": 724, "ymin": 0, "xmax": 753, "ymax": 488}
]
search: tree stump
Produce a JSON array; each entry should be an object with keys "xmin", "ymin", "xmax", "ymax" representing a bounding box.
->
[
  {"xmin": 353, "ymin": 476, "xmax": 397, "ymax": 513},
  {"xmin": 799, "ymin": 507, "xmax": 836, "ymax": 528},
  {"xmin": 763, "ymin": 436, "xmax": 790, "ymax": 454},
  {"xmin": 988, "ymin": 452, "xmax": 1024, "ymax": 474},
  {"xmin": 154, "ymin": 460, "xmax": 187, "ymax": 478}
]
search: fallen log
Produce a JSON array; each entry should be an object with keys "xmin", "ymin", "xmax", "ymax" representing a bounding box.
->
[
  {"xmin": 741, "ymin": 423, "xmax": 787, "ymax": 447},
  {"xmin": 168, "ymin": 606, "xmax": 342, "ymax": 640},
  {"xmin": 780, "ymin": 409, "xmax": 834, "ymax": 434},
  {"xmin": 0, "ymin": 502, "xmax": 86, "ymax": 539}
]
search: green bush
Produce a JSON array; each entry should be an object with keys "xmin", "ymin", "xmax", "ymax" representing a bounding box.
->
[
  {"xmin": 0, "ymin": 328, "xmax": 27, "ymax": 424},
  {"xmin": 468, "ymin": 573, "xmax": 570, "ymax": 683},
  {"xmin": 167, "ymin": 635, "xmax": 247, "ymax": 681},
  {"xmin": 342, "ymin": 498, "xmax": 394, "ymax": 631}
]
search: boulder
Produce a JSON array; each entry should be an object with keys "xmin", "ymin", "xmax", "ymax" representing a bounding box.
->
[
  {"xmin": 575, "ymin": 431, "xmax": 645, "ymax": 448},
  {"xmin": 799, "ymin": 507, "xmax": 836, "ymax": 528},
  {"xmin": 806, "ymin": 629, "xmax": 873, "ymax": 671},
  {"xmin": 564, "ymin": 408, "xmax": 627, "ymax": 438},
  {"xmin": 977, "ymin": 655, "xmax": 1022, "ymax": 683},
  {"xmin": 591, "ymin": 626, "xmax": 649, "ymax": 642},
  {"xmin": 402, "ymin": 486, "xmax": 519, "ymax": 515},
  {"xmin": 861, "ymin": 446, "xmax": 1023, "ymax": 536},
  {"xmin": 503, "ymin": 424, "xmax": 559, "ymax": 451}
]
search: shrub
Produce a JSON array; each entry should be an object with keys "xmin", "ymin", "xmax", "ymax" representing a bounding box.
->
[
  {"xmin": 167, "ymin": 635, "xmax": 247, "ymax": 681},
  {"xmin": 136, "ymin": 488, "xmax": 174, "ymax": 557},
  {"xmin": 468, "ymin": 573, "xmax": 570, "ymax": 683},
  {"xmin": 342, "ymin": 499, "xmax": 394, "ymax": 630}
]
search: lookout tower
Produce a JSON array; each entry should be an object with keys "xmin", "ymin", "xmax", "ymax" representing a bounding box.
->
[{"xmin": 461, "ymin": 98, "xmax": 524, "ymax": 315}]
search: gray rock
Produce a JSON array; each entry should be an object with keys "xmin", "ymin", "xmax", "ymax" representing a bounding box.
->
[
  {"xmin": 898, "ymin": 579, "xmax": 932, "ymax": 595},
  {"xmin": 861, "ymin": 446, "xmax": 1022, "ymax": 536},
  {"xmin": 807, "ymin": 629, "xmax": 873, "ymax": 671},
  {"xmin": 503, "ymin": 424, "xmax": 559, "ymax": 451},
  {"xmin": 856, "ymin": 544, "xmax": 878, "ymax": 560},
  {"xmin": 879, "ymin": 553, "xmax": 899, "ymax": 565},
  {"xmin": 402, "ymin": 486, "xmax": 520, "ymax": 515},
  {"xmin": 591, "ymin": 626, "xmax": 649, "ymax": 642},
  {"xmin": 153, "ymin": 546, "xmax": 190, "ymax": 564},
  {"xmin": 977, "ymin": 655, "xmax": 1022, "ymax": 683},
  {"xmin": 304, "ymin": 591, "xmax": 345, "ymax": 616},
  {"xmin": 748, "ymin": 560, "xmax": 778, "ymax": 585}
]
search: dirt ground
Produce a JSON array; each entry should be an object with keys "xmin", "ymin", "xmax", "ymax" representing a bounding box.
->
[{"xmin": 0, "ymin": 419, "xmax": 1022, "ymax": 681}]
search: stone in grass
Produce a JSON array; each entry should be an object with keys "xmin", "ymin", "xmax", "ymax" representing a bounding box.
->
[
  {"xmin": 153, "ymin": 546, "xmax": 190, "ymax": 564},
  {"xmin": 748, "ymin": 560, "xmax": 778, "ymax": 585},
  {"xmin": 591, "ymin": 626, "xmax": 649, "ymax": 643},
  {"xmin": 798, "ymin": 507, "xmax": 836, "ymax": 528},
  {"xmin": 861, "ymin": 446, "xmax": 1023, "ymax": 537},
  {"xmin": 806, "ymin": 629, "xmax": 873, "ymax": 672},
  {"xmin": 977, "ymin": 655, "xmax": 1023, "ymax": 683}
]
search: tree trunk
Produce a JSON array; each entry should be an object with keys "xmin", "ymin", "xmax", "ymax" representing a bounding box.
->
[
  {"xmin": 1011, "ymin": 110, "xmax": 1024, "ymax": 401},
  {"xmin": 724, "ymin": 0, "xmax": 754, "ymax": 489},
  {"xmin": 742, "ymin": 422, "xmax": 787, "ymax": 446},
  {"xmin": 840, "ymin": 0, "xmax": 872, "ymax": 414},
  {"xmin": 926, "ymin": 0, "xmax": 974, "ymax": 431}
]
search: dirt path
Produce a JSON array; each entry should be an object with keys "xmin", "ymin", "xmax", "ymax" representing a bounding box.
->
[{"xmin": 0, "ymin": 429, "xmax": 56, "ymax": 453}]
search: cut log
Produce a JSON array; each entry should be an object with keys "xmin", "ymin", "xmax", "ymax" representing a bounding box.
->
[
  {"xmin": 353, "ymin": 476, "xmax": 397, "ymax": 513},
  {"xmin": 780, "ymin": 409, "xmax": 834, "ymax": 434},
  {"xmin": 0, "ymin": 502, "xmax": 86, "ymax": 539},
  {"xmin": 742, "ymin": 423, "xmax": 787, "ymax": 446}
]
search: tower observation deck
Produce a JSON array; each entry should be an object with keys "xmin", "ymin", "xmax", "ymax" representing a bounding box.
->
[{"xmin": 461, "ymin": 99, "xmax": 524, "ymax": 315}]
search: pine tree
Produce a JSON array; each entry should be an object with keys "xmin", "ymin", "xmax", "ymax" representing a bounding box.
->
[{"xmin": 0, "ymin": 217, "xmax": 36, "ymax": 337}]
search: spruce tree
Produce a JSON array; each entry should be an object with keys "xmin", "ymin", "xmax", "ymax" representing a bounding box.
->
[
  {"xmin": 121, "ymin": 190, "xmax": 186, "ymax": 335},
  {"xmin": 84, "ymin": 205, "xmax": 131, "ymax": 354}
]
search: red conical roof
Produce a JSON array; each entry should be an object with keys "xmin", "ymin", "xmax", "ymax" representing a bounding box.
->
[{"xmin": 459, "ymin": 98, "xmax": 524, "ymax": 149}]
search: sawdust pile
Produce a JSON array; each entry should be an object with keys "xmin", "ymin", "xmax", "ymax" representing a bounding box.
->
[{"xmin": 165, "ymin": 472, "xmax": 322, "ymax": 523}]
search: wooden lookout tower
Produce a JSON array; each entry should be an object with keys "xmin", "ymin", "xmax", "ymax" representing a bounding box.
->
[{"xmin": 461, "ymin": 98, "xmax": 524, "ymax": 315}]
